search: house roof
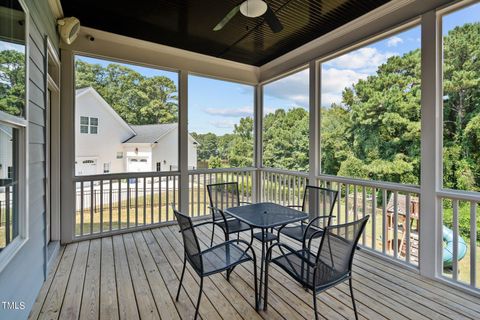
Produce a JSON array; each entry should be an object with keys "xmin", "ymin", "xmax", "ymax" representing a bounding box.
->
[
  {"xmin": 76, "ymin": 87, "xmax": 137, "ymax": 136},
  {"xmin": 76, "ymin": 87, "xmax": 199, "ymax": 145},
  {"xmin": 124, "ymin": 123, "xmax": 178, "ymax": 143}
]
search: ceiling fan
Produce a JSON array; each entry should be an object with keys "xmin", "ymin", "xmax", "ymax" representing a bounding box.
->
[{"xmin": 213, "ymin": 0, "xmax": 283, "ymax": 33}]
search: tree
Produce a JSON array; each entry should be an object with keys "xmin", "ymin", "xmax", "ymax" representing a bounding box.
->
[
  {"xmin": 0, "ymin": 50, "xmax": 25, "ymax": 117},
  {"xmin": 228, "ymin": 117, "xmax": 254, "ymax": 167},
  {"xmin": 75, "ymin": 60, "xmax": 178, "ymax": 125},
  {"xmin": 263, "ymin": 108, "xmax": 309, "ymax": 171}
]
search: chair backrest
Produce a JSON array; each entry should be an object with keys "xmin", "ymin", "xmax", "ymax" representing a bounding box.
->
[
  {"xmin": 316, "ymin": 216, "xmax": 369, "ymax": 276},
  {"xmin": 173, "ymin": 209, "xmax": 203, "ymax": 273},
  {"xmin": 207, "ymin": 182, "xmax": 240, "ymax": 221},
  {"xmin": 302, "ymin": 186, "xmax": 338, "ymax": 227}
]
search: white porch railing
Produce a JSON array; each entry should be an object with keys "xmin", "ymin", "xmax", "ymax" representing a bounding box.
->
[
  {"xmin": 259, "ymin": 168, "xmax": 421, "ymax": 267},
  {"xmin": 74, "ymin": 171, "xmax": 180, "ymax": 238},
  {"xmin": 188, "ymin": 168, "xmax": 255, "ymax": 217},
  {"xmin": 438, "ymin": 189, "xmax": 479, "ymax": 290},
  {"xmin": 73, "ymin": 168, "xmax": 255, "ymax": 239}
]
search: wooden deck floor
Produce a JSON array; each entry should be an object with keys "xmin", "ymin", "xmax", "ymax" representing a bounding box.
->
[{"xmin": 29, "ymin": 223, "xmax": 480, "ymax": 320}]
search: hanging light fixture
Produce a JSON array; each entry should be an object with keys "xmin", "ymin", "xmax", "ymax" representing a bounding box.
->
[{"xmin": 239, "ymin": 0, "xmax": 268, "ymax": 18}]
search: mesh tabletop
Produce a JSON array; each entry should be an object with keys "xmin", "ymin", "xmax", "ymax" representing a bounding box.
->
[{"xmin": 225, "ymin": 202, "xmax": 308, "ymax": 228}]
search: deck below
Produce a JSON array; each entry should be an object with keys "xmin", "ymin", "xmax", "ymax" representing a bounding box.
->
[{"xmin": 29, "ymin": 223, "xmax": 480, "ymax": 320}]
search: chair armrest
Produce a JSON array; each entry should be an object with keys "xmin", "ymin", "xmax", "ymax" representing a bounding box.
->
[
  {"xmin": 301, "ymin": 215, "xmax": 334, "ymax": 245},
  {"xmin": 286, "ymin": 205, "xmax": 302, "ymax": 208},
  {"xmin": 266, "ymin": 242, "xmax": 316, "ymax": 267},
  {"xmin": 306, "ymin": 229, "xmax": 325, "ymax": 251}
]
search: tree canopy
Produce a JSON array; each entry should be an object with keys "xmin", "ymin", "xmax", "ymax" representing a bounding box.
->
[
  {"xmin": 69, "ymin": 23, "xmax": 480, "ymax": 191},
  {"xmin": 75, "ymin": 60, "xmax": 178, "ymax": 125},
  {"xmin": 0, "ymin": 49, "xmax": 25, "ymax": 117}
]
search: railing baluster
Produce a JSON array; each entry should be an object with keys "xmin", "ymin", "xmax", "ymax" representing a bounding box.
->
[
  {"xmin": 135, "ymin": 178, "xmax": 139, "ymax": 227},
  {"xmin": 406, "ymin": 193, "xmax": 411, "ymax": 263},
  {"xmin": 100, "ymin": 180, "xmax": 104, "ymax": 233},
  {"xmin": 452, "ymin": 199, "xmax": 459, "ymax": 281},
  {"xmin": 90, "ymin": 181, "xmax": 94, "ymax": 235},
  {"xmin": 158, "ymin": 177, "xmax": 163, "ymax": 222},
  {"xmin": 190, "ymin": 174, "xmax": 194, "ymax": 216},
  {"xmin": 337, "ymin": 182, "xmax": 341, "ymax": 223},
  {"xmin": 109, "ymin": 180, "xmax": 113, "ymax": 231},
  {"xmin": 150, "ymin": 177, "xmax": 154, "ymax": 224},
  {"xmin": 372, "ymin": 187, "xmax": 377, "ymax": 250},
  {"xmin": 345, "ymin": 184, "xmax": 349, "ymax": 224},
  {"xmin": 197, "ymin": 173, "xmax": 201, "ymax": 216},
  {"xmin": 203, "ymin": 173, "xmax": 207, "ymax": 216},
  {"xmin": 5, "ymin": 186, "xmax": 11, "ymax": 243},
  {"xmin": 80, "ymin": 182, "xmax": 84, "ymax": 236},
  {"xmin": 118, "ymin": 179, "xmax": 122, "ymax": 229},
  {"xmin": 382, "ymin": 189, "xmax": 387, "ymax": 254},
  {"xmin": 470, "ymin": 202, "xmax": 477, "ymax": 287},
  {"xmin": 127, "ymin": 179, "xmax": 130, "ymax": 228},
  {"xmin": 173, "ymin": 175, "xmax": 177, "ymax": 210},
  {"xmin": 362, "ymin": 186, "xmax": 366, "ymax": 245},
  {"xmin": 166, "ymin": 176, "xmax": 169, "ymax": 221},
  {"xmin": 393, "ymin": 191, "xmax": 398, "ymax": 259},
  {"xmin": 353, "ymin": 185, "xmax": 358, "ymax": 221},
  {"xmin": 143, "ymin": 177, "xmax": 146, "ymax": 225}
]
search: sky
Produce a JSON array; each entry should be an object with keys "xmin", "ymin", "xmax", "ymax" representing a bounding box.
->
[{"xmin": 71, "ymin": 2, "xmax": 480, "ymax": 135}]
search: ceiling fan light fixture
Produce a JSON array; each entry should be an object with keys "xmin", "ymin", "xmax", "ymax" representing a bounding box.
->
[{"xmin": 240, "ymin": 0, "xmax": 268, "ymax": 18}]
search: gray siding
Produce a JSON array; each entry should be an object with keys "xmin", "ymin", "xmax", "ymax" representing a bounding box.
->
[{"xmin": 0, "ymin": 0, "xmax": 58, "ymax": 319}]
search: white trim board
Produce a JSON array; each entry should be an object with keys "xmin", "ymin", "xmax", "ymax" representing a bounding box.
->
[{"xmin": 62, "ymin": 26, "xmax": 260, "ymax": 85}]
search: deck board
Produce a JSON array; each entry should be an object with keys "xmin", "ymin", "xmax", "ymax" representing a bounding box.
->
[{"xmin": 30, "ymin": 224, "xmax": 480, "ymax": 320}]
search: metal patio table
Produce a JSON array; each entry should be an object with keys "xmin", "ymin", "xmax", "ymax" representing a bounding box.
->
[{"xmin": 225, "ymin": 202, "xmax": 309, "ymax": 306}]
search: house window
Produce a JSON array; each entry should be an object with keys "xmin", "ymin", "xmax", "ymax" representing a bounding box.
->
[
  {"xmin": 156, "ymin": 162, "xmax": 161, "ymax": 172},
  {"xmin": 0, "ymin": 0, "xmax": 27, "ymax": 267},
  {"xmin": 80, "ymin": 116, "xmax": 89, "ymax": 134},
  {"xmin": 103, "ymin": 163, "xmax": 110, "ymax": 173},
  {"xmin": 90, "ymin": 117, "xmax": 98, "ymax": 134},
  {"xmin": 79, "ymin": 116, "xmax": 98, "ymax": 134},
  {"xmin": 0, "ymin": 124, "xmax": 20, "ymax": 252},
  {"xmin": 116, "ymin": 152, "xmax": 123, "ymax": 159}
]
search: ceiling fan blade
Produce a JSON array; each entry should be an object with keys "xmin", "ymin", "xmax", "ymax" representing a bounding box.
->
[
  {"xmin": 264, "ymin": 5, "xmax": 283, "ymax": 33},
  {"xmin": 213, "ymin": 5, "xmax": 240, "ymax": 31}
]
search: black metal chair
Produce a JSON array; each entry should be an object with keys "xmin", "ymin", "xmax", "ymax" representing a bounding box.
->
[
  {"xmin": 174, "ymin": 209, "xmax": 258, "ymax": 319},
  {"xmin": 277, "ymin": 185, "xmax": 338, "ymax": 246},
  {"xmin": 265, "ymin": 216, "xmax": 369, "ymax": 320},
  {"xmin": 207, "ymin": 182, "xmax": 252, "ymax": 246}
]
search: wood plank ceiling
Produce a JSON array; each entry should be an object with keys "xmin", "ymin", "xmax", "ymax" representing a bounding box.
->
[{"xmin": 61, "ymin": 0, "xmax": 390, "ymax": 66}]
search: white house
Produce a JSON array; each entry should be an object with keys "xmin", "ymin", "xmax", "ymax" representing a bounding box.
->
[{"xmin": 75, "ymin": 87, "xmax": 198, "ymax": 175}]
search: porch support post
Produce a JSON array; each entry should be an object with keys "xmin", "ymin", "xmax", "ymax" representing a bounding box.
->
[
  {"xmin": 60, "ymin": 49, "xmax": 76, "ymax": 244},
  {"xmin": 419, "ymin": 10, "xmax": 441, "ymax": 279},
  {"xmin": 308, "ymin": 61, "xmax": 321, "ymax": 185},
  {"xmin": 178, "ymin": 70, "xmax": 190, "ymax": 214},
  {"xmin": 253, "ymin": 85, "xmax": 263, "ymax": 202}
]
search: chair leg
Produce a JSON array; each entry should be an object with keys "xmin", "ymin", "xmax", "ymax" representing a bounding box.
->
[
  {"xmin": 194, "ymin": 277, "xmax": 204, "ymax": 320},
  {"xmin": 210, "ymin": 223, "xmax": 215, "ymax": 247},
  {"xmin": 349, "ymin": 277, "xmax": 359, "ymax": 320},
  {"xmin": 312, "ymin": 291, "xmax": 319, "ymax": 320},
  {"xmin": 176, "ymin": 256, "xmax": 186, "ymax": 301},
  {"xmin": 253, "ymin": 257, "xmax": 258, "ymax": 311},
  {"xmin": 263, "ymin": 260, "xmax": 269, "ymax": 311}
]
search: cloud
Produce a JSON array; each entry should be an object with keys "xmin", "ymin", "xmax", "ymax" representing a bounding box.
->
[
  {"xmin": 204, "ymin": 106, "xmax": 253, "ymax": 117},
  {"xmin": 387, "ymin": 36, "xmax": 403, "ymax": 47},
  {"xmin": 321, "ymin": 68, "xmax": 369, "ymax": 106},
  {"xmin": 209, "ymin": 119, "xmax": 236, "ymax": 129},
  {"xmin": 264, "ymin": 69, "xmax": 309, "ymax": 108},
  {"xmin": 325, "ymin": 47, "xmax": 397, "ymax": 73}
]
